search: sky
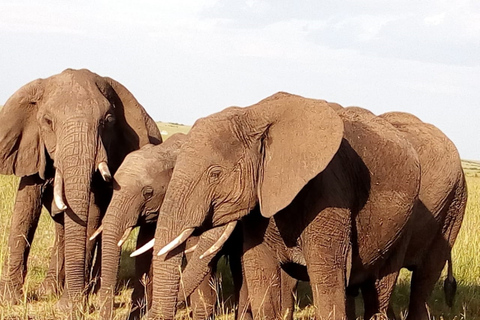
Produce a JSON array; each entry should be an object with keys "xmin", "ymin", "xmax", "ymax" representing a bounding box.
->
[{"xmin": 0, "ymin": 0, "xmax": 479, "ymax": 159}]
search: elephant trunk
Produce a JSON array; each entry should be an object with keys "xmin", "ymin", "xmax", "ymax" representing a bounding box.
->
[
  {"xmin": 100, "ymin": 197, "xmax": 139, "ymax": 319},
  {"xmin": 149, "ymin": 215, "xmax": 186, "ymax": 319},
  {"xmin": 57, "ymin": 120, "xmax": 97, "ymax": 301},
  {"xmin": 149, "ymin": 175, "xmax": 210, "ymax": 319},
  {"xmin": 178, "ymin": 224, "xmax": 233, "ymax": 301}
]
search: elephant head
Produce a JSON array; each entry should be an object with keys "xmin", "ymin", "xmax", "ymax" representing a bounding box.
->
[
  {"xmin": 94, "ymin": 133, "xmax": 185, "ymax": 319},
  {"xmin": 0, "ymin": 69, "xmax": 162, "ymax": 303},
  {"xmin": 142, "ymin": 92, "xmax": 344, "ymax": 318}
]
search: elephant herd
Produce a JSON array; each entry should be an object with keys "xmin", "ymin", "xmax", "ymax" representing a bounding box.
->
[{"xmin": 0, "ymin": 69, "xmax": 467, "ymax": 320}]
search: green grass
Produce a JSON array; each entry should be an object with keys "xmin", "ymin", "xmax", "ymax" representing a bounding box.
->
[{"xmin": 0, "ymin": 123, "xmax": 478, "ymax": 318}]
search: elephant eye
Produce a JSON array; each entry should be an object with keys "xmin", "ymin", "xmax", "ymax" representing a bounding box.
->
[
  {"xmin": 102, "ymin": 114, "xmax": 115, "ymax": 127},
  {"xmin": 43, "ymin": 115, "xmax": 53, "ymax": 129},
  {"xmin": 142, "ymin": 186, "xmax": 154, "ymax": 200},
  {"xmin": 208, "ymin": 167, "xmax": 223, "ymax": 183}
]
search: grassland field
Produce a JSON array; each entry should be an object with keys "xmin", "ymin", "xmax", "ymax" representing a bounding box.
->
[{"xmin": 0, "ymin": 122, "xmax": 478, "ymax": 319}]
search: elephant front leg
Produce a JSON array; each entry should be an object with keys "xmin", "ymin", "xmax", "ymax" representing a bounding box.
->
[
  {"xmin": 243, "ymin": 242, "xmax": 283, "ymax": 320},
  {"xmin": 38, "ymin": 213, "xmax": 65, "ymax": 296},
  {"xmin": 303, "ymin": 208, "xmax": 351, "ymax": 320},
  {"xmin": 0, "ymin": 175, "xmax": 44, "ymax": 304}
]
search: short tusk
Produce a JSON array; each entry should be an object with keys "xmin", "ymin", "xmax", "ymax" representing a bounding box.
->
[
  {"xmin": 130, "ymin": 239, "xmax": 155, "ymax": 257},
  {"xmin": 89, "ymin": 225, "xmax": 104, "ymax": 241},
  {"xmin": 157, "ymin": 228, "xmax": 195, "ymax": 257},
  {"xmin": 200, "ymin": 221, "xmax": 237, "ymax": 260},
  {"xmin": 184, "ymin": 243, "xmax": 198, "ymax": 254},
  {"xmin": 53, "ymin": 169, "xmax": 67, "ymax": 211},
  {"xmin": 98, "ymin": 161, "xmax": 112, "ymax": 182},
  {"xmin": 117, "ymin": 227, "xmax": 133, "ymax": 247}
]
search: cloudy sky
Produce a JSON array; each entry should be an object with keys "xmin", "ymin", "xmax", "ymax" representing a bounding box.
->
[{"xmin": 1, "ymin": 0, "xmax": 479, "ymax": 159}]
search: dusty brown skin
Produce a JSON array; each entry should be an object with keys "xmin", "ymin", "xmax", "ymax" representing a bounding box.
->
[
  {"xmin": 364, "ymin": 112, "xmax": 466, "ymax": 320},
  {"xmin": 0, "ymin": 69, "xmax": 162, "ymax": 310},
  {"xmin": 146, "ymin": 92, "xmax": 421, "ymax": 319}
]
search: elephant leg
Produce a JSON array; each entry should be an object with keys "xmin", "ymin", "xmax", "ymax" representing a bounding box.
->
[
  {"xmin": 304, "ymin": 208, "xmax": 351, "ymax": 320},
  {"xmin": 39, "ymin": 213, "xmax": 65, "ymax": 296},
  {"xmin": 190, "ymin": 271, "xmax": 215, "ymax": 320},
  {"xmin": 231, "ymin": 252, "xmax": 253, "ymax": 320},
  {"xmin": 129, "ymin": 223, "xmax": 156, "ymax": 320},
  {"xmin": 0, "ymin": 175, "xmax": 43, "ymax": 304},
  {"xmin": 280, "ymin": 268, "xmax": 296, "ymax": 320},
  {"xmin": 243, "ymin": 242, "xmax": 282, "ymax": 320},
  {"xmin": 85, "ymin": 189, "xmax": 104, "ymax": 294},
  {"xmin": 361, "ymin": 271, "xmax": 399, "ymax": 320},
  {"xmin": 407, "ymin": 242, "xmax": 450, "ymax": 320}
]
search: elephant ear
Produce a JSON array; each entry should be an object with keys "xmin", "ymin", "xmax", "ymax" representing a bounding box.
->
[
  {"xmin": 104, "ymin": 77, "xmax": 162, "ymax": 148},
  {"xmin": 0, "ymin": 79, "xmax": 47, "ymax": 178},
  {"xmin": 251, "ymin": 92, "xmax": 344, "ymax": 218}
]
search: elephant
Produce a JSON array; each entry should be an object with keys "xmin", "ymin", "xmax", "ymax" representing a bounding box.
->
[
  {"xmin": 360, "ymin": 111, "xmax": 466, "ymax": 320},
  {"xmin": 0, "ymin": 69, "xmax": 162, "ymax": 311},
  {"xmin": 136, "ymin": 91, "xmax": 422, "ymax": 319},
  {"xmin": 98, "ymin": 132, "xmax": 297, "ymax": 320}
]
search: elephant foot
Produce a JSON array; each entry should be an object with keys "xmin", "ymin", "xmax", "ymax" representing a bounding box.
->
[
  {"xmin": 38, "ymin": 278, "xmax": 63, "ymax": 297},
  {"xmin": 55, "ymin": 292, "xmax": 89, "ymax": 318},
  {"xmin": 0, "ymin": 280, "xmax": 23, "ymax": 305}
]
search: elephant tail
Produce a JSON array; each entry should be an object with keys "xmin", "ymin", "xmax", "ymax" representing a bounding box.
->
[{"xmin": 443, "ymin": 255, "xmax": 457, "ymax": 308}]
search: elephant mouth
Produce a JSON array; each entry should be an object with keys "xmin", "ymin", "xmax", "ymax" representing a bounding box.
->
[
  {"xmin": 89, "ymin": 224, "xmax": 134, "ymax": 247},
  {"xmin": 130, "ymin": 220, "xmax": 238, "ymax": 260}
]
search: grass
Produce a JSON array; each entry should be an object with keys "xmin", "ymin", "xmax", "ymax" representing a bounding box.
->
[{"xmin": 0, "ymin": 123, "xmax": 478, "ymax": 319}]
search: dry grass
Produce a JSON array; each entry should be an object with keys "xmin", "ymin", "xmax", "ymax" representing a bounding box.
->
[{"xmin": 0, "ymin": 125, "xmax": 478, "ymax": 319}]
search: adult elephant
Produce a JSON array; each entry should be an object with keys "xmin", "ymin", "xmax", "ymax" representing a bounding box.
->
[
  {"xmin": 137, "ymin": 92, "xmax": 421, "ymax": 319},
  {"xmin": 0, "ymin": 69, "xmax": 162, "ymax": 311},
  {"xmin": 97, "ymin": 132, "xmax": 295, "ymax": 320},
  {"xmin": 370, "ymin": 112, "xmax": 466, "ymax": 320}
]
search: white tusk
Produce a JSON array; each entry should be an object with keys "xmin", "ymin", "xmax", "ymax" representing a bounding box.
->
[
  {"xmin": 117, "ymin": 227, "xmax": 133, "ymax": 247},
  {"xmin": 89, "ymin": 225, "xmax": 104, "ymax": 241},
  {"xmin": 98, "ymin": 161, "xmax": 112, "ymax": 182},
  {"xmin": 200, "ymin": 221, "xmax": 237, "ymax": 260},
  {"xmin": 184, "ymin": 243, "xmax": 198, "ymax": 254},
  {"xmin": 53, "ymin": 169, "xmax": 67, "ymax": 211},
  {"xmin": 130, "ymin": 239, "xmax": 155, "ymax": 257},
  {"xmin": 157, "ymin": 228, "xmax": 195, "ymax": 257}
]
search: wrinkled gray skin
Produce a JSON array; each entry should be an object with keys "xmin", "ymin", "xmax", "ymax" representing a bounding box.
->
[
  {"xmin": 364, "ymin": 112, "xmax": 466, "ymax": 320},
  {"xmin": 99, "ymin": 133, "xmax": 254, "ymax": 320},
  {"xmin": 147, "ymin": 92, "xmax": 421, "ymax": 320},
  {"xmin": 0, "ymin": 69, "xmax": 162, "ymax": 311}
]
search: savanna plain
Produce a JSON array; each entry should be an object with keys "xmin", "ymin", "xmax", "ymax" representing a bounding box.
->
[{"xmin": 0, "ymin": 122, "xmax": 479, "ymax": 319}]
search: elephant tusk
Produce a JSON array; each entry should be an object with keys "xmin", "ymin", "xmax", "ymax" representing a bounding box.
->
[
  {"xmin": 89, "ymin": 225, "xmax": 104, "ymax": 240},
  {"xmin": 98, "ymin": 161, "xmax": 112, "ymax": 182},
  {"xmin": 184, "ymin": 243, "xmax": 198, "ymax": 254},
  {"xmin": 53, "ymin": 169, "xmax": 67, "ymax": 211},
  {"xmin": 157, "ymin": 228, "xmax": 195, "ymax": 257},
  {"xmin": 117, "ymin": 227, "xmax": 133, "ymax": 247},
  {"xmin": 199, "ymin": 221, "xmax": 237, "ymax": 260},
  {"xmin": 130, "ymin": 239, "xmax": 155, "ymax": 257}
]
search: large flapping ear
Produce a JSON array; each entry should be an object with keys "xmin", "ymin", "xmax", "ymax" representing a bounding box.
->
[
  {"xmin": 0, "ymin": 79, "xmax": 47, "ymax": 178},
  {"xmin": 104, "ymin": 77, "xmax": 163, "ymax": 148},
  {"xmin": 249, "ymin": 92, "xmax": 344, "ymax": 218}
]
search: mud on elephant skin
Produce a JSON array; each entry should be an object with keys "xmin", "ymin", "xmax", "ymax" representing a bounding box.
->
[
  {"xmin": 0, "ymin": 68, "xmax": 162, "ymax": 311},
  {"xmin": 140, "ymin": 92, "xmax": 421, "ymax": 320}
]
